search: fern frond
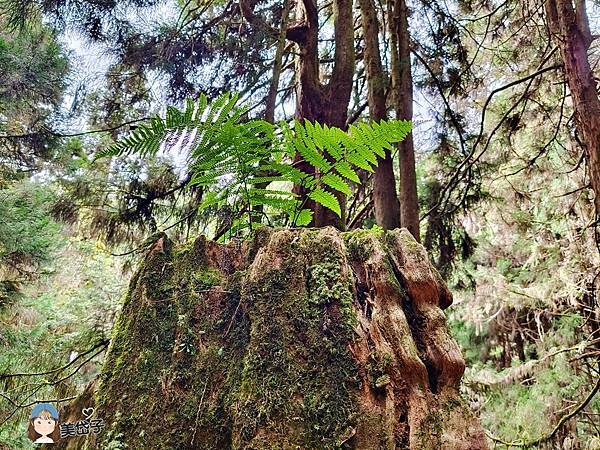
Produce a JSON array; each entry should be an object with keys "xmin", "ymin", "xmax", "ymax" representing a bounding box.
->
[
  {"xmin": 320, "ymin": 173, "xmax": 351, "ymax": 196},
  {"xmin": 294, "ymin": 208, "xmax": 313, "ymax": 226},
  {"xmin": 95, "ymin": 92, "xmax": 245, "ymax": 161},
  {"xmin": 249, "ymin": 194, "xmax": 296, "ymax": 211},
  {"xmin": 246, "ymin": 175, "xmax": 288, "ymax": 184},
  {"xmin": 345, "ymin": 149, "xmax": 375, "ymax": 172},
  {"xmin": 269, "ymin": 162, "xmax": 315, "ymax": 186},
  {"xmin": 247, "ymin": 188, "xmax": 296, "ymax": 198},
  {"xmin": 96, "ymin": 91, "xmax": 412, "ymax": 233},
  {"xmin": 293, "ymin": 121, "xmax": 331, "ymax": 172},
  {"xmin": 198, "ymin": 191, "xmax": 224, "ymax": 212},
  {"xmin": 333, "ymin": 161, "xmax": 360, "ymax": 183},
  {"xmin": 308, "ymin": 188, "xmax": 341, "ymax": 217}
]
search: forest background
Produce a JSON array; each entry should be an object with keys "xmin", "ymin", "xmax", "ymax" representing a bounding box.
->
[{"xmin": 0, "ymin": 0, "xmax": 599, "ymax": 448}]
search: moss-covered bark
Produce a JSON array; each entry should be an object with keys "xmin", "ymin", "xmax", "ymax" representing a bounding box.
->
[{"xmin": 52, "ymin": 227, "xmax": 487, "ymax": 450}]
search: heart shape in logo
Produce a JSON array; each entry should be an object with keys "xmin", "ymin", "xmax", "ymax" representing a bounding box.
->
[{"xmin": 82, "ymin": 407, "xmax": 95, "ymax": 419}]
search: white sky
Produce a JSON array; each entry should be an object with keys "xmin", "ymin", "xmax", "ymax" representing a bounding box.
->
[{"xmin": 55, "ymin": 0, "xmax": 600, "ymax": 158}]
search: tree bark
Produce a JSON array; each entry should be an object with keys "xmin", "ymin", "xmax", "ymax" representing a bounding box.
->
[
  {"xmin": 358, "ymin": 0, "xmax": 401, "ymax": 230},
  {"xmin": 264, "ymin": 0, "xmax": 292, "ymax": 124},
  {"xmin": 286, "ymin": 0, "xmax": 355, "ymax": 229},
  {"xmin": 545, "ymin": 0, "xmax": 600, "ymax": 215},
  {"xmin": 389, "ymin": 0, "xmax": 420, "ymax": 240},
  {"xmin": 56, "ymin": 228, "xmax": 488, "ymax": 449}
]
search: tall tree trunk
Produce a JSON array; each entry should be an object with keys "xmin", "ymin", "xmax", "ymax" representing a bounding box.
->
[
  {"xmin": 286, "ymin": 0, "xmax": 355, "ymax": 229},
  {"xmin": 389, "ymin": 0, "xmax": 420, "ymax": 240},
  {"xmin": 358, "ymin": 0, "xmax": 401, "ymax": 230},
  {"xmin": 264, "ymin": 0, "xmax": 292, "ymax": 123},
  {"xmin": 545, "ymin": 0, "xmax": 600, "ymax": 215}
]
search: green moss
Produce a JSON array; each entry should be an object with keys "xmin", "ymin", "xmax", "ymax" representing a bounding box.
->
[
  {"xmin": 414, "ymin": 409, "xmax": 443, "ymax": 449},
  {"xmin": 92, "ymin": 236, "xmax": 247, "ymax": 448},
  {"xmin": 173, "ymin": 237, "xmax": 196, "ymax": 257},
  {"xmin": 389, "ymin": 228, "xmax": 422, "ymax": 252},
  {"xmin": 191, "ymin": 268, "xmax": 223, "ymax": 290},
  {"xmin": 307, "ymin": 260, "xmax": 357, "ymax": 330},
  {"xmin": 342, "ymin": 228, "xmax": 380, "ymax": 259},
  {"xmin": 366, "ymin": 352, "xmax": 393, "ymax": 391},
  {"xmin": 231, "ymin": 229, "xmax": 361, "ymax": 449}
]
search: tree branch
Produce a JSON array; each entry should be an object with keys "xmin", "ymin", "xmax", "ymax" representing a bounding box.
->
[
  {"xmin": 0, "ymin": 119, "xmax": 149, "ymax": 140},
  {"xmin": 0, "ymin": 340, "xmax": 109, "ymax": 380},
  {"xmin": 485, "ymin": 376, "xmax": 600, "ymax": 447}
]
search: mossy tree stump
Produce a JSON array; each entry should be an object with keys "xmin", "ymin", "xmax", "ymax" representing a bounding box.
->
[{"xmin": 53, "ymin": 227, "xmax": 487, "ymax": 449}]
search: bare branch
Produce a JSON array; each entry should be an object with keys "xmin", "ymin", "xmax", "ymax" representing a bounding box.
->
[{"xmin": 0, "ymin": 340, "xmax": 109, "ymax": 380}]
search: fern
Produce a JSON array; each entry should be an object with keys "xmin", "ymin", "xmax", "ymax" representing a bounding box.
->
[
  {"xmin": 94, "ymin": 92, "xmax": 244, "ymax": 160},
  {"xmin": 333, "ymin": 160, "xmax": 360, "ymax": 183},
  {"xmin": 308, "ymin": 188, "xmax": 341, "ymax": 217},
  {"xmin": 294, "ymin": 209, "xmax": 314, "ymax": 227},
  {"xmin": 286, "ymin": 121, "xmax": 331, "ymax": 172},
  {"xmin": 98, "ymin": 92, "xmax": 411, "ymax": 237},
  {"xmin": 320, "ymin": 173, "xmax": 351, "ymax": 196},
  {"xmin": 278, "ymin": 119, "xmax": 411, "ymax": 217}
]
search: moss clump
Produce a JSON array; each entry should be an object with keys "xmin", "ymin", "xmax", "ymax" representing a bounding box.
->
[
  {"xmin": 366, "ymin": 352, "xmax": 393, "ymax": 391},
  {"xmin": 342, "ymin": 228, "xmax": 381, "ymax": 260},
  {"xmin": 307, "ymin": 260, "xmax": 357, "ymax": 330},
  {"xmin": 191, "ymin": 268, "xmax": 223, "ymax": 291},
  {"xmin": 386, "ymin": 228, "xmax": 422, "ymax": 253}
]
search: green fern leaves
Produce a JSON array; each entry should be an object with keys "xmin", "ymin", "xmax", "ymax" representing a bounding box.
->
[
  {"xmin": 308, "ymin": 188, "xmax": 342, "ymax": 217},
  {"xmin": 274, "ymin": 119, "xmax": 411, "ymax": 218},
  {"xmin": 96, "ymin": 92, "xmax": 411, "ymax": 236},
  {"xmin": 94, "ymin": 92, "xmax": 244, "ymax": 160}
]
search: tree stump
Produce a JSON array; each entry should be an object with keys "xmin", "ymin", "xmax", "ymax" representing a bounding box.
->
[{"xmin": 53, "ymin": 227, "xmax": 487, "ymax": 449}]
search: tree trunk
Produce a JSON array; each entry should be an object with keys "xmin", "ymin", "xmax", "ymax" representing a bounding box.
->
[
  {"xmin": 358, "ymin": 0, "xmax": 401, "ymax": 230},
  {"xmin": 545, "ymin": 0, "xmax": 600, "ymax": 216},
  {"xmin": 51, "ymin": 228, "xmax": 488, "ymax": 449},
  {"xmin": 286, "ymin": 0, "xmax": 355, "ymax": 229},
  {"xmin": 389, "ymin": 0, "xmax": 420, "ymax": 240},
  {"xmin": 251, "ymin": 1, "xmax": 292, "ymax": 220},
  {"xmin": 264, "ymin": 0, "xmax": 292, "ymax": 124}
]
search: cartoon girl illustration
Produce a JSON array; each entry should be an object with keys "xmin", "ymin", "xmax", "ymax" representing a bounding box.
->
[{"xmin": 28, "ymin": 403, "xmax": 60, "ymax": 444}]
